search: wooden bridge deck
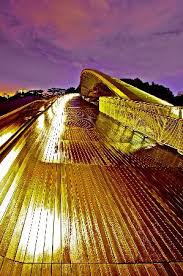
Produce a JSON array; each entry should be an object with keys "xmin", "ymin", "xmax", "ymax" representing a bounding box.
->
[{"xmin": 0, "ymin": 95, "xmax": 183, "ymax": 275}]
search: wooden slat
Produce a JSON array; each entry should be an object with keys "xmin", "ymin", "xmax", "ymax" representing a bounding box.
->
[
  {"xmin": 21, "ymin": 264, "xmax": 32, "ymax": 276},
  {"xmin": 52, "ymin": 164, "xmax": 62, "ymax": 263},
  {"xmin": 31, "ymin": 264, "xmax": 42, "ymax": 276},
  {"xmin": 42, "ymin": 167, "xmax": 55, "ymax": 263},
  {"xmin": 11, "ymin": 262, "xmax": 23, "ymax": 276},
  {"xmin": 0, "ymin": 257, "xmax": 4, "ymax": 271},
  {"xmin": 52, "ymin": 264, "xmax": 61, "ymax": 276},
  {"xmin": 41, "ymin": 264, "xmax": 51, "ymax": 276},
  {"xmin": 0, "ymin": 258, "xmax": 14, "ymax": 276},
  {"xmin": 0, "ymin": 96, "xmax": 182, "ymax": 275}
]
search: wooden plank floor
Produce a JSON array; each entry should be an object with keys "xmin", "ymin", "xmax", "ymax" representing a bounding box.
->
[{"xmin": 0, "ymin": 95, "xmax": 183, "ymax": 275}]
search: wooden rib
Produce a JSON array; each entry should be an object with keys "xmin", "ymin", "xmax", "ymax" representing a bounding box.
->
[{"xmin": 0, "ymin": 96, "xmax": 182, "ymax": 276}]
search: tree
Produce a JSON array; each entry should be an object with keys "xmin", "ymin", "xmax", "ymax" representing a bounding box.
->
[
  {"xmin": 174, "ymin": 95, "xmax": 183, "ymax": 106},
  {"xmin": 75, "ymin": 84, "xmax": 81, "ymax": 93},
  {"xmin": 0, "ymin": 96, "xmax": 7, "ymax": 102},
  {"xmin": 65, "ymin": 87, "xmax": 76, "ymax": 94},
  {"xmin": 121, "ymin": 78, "xmax": 175, "ymax": 104}
]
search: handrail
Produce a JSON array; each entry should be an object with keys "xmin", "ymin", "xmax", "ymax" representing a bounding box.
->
[{"xmin": 99, "ymin": 97, "xmax": 183, "ymax": 153}]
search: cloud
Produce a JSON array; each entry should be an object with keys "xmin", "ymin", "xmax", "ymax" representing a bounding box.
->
[
  {"xmin": 1, "ymin": 0, "xmax": 180, "ymax": 49},
  {"xmin": 0, "ymin": 0, "xmax": 183, "ymax": 93},
  {"xmin": 154, "ymin": 29, "xmax": 183, "ymax": 36}
]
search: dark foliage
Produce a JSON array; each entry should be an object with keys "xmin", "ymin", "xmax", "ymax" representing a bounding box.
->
[
  {"xmin": 0, "ymin": 81, "xmax": 182, "ymax": 106},
  {"xmin": 65, "ymin": 87, "xmax": 76, "ymax": 94},
  {"xmin": 121, "ymin": 78, "xmax": 176, "ymax": 104},
  {"xmin": 0, "ymin": 96, "xmax": 7, "ymax": 102},
  {"xmin": 75, "ymin": 84, "xmax": 81, "ymax": 93},
  {"xmin": 174, "ymin": 95, "xmax": 183, "ymax": 106}
]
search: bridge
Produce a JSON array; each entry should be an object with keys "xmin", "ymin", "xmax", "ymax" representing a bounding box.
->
[
  {"xmin": 80, "ymin": 69, "xmax": 183, "ymax": 154},
  {"xmin": 0, "ymin": 69, "xmax": 183, "ymax": 275}
]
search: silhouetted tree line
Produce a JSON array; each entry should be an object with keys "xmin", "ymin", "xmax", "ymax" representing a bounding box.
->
[
  {"xmin": 0, "ymin": 90, "xmax": 44, "ymax": 103},
  {"xmin": 121, "ymin": 78, "xmax": 183, "ymax": 106},
  {"xmin": 1, "ymin": 81, "xmax": 182, "ymax": 106},
  {"xmin": 0, "ymin": 87, "xmax": 78, "ymax": 103}
]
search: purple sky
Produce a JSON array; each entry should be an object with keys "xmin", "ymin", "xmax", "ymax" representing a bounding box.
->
[{"xmin": 0, "ymin": 0, "xmax": 183, "ymax": 95}]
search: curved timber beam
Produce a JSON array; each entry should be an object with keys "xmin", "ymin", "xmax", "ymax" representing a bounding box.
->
[{"xmin": 80, "ymin": 68, "xmax": 173, "ymax": 106}]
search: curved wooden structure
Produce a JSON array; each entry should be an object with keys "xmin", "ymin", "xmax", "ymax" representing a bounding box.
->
[
  {"xmin": 80, "ymin": 69, "xmax": 173, "ymax": 106},
  {"xmin": 80, "ymin": 69, "xmax": 183, "ymax": 153}
]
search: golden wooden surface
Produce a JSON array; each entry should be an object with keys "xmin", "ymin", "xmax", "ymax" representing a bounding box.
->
[
  {"xmin": 0, "ymin": 100, "xmax": 51, "ymax": 148},
  {"xmin": 0, "ymin": 95, "xmax": 183, "ymax": 275}
]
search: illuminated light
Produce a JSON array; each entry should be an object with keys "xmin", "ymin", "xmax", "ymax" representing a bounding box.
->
[
  {"xmin": 39, "ymin": 106, "xmax": 45, "ymax": 112},
  {"xmin": 0, "ymin": 130, "xmax": 15, "ymax": 147},
  {"xmin": 0, "ymin": 139, "xmax": 25, "ymax": 183},
  {"xmin": 36, "ymin": 113, "xmax": 45, "ymax": 130},
  {"xmin": 42, "ymin": 94, "xmax": 77, "ymax": 163},
  {"xmin": 0, "ymin": 139, "xmax": 26, "ymax": 220},
  {"xmin": 0, "ymin": 177, "xmax": 17, "ymax": 220},
  {"xmin": 43, "ymin": 208, "xmax": 55, "ymax": 262},
  {"xmin": 15, "ymin": 203, "xmax": 35, "ymax": 261},
  {"xmin": 47, "ymin": 107, "xmax": 53, "ymax": 118},
  {"xmin": 25, "ymin": 207, "xmax": 46, "ymax": 260},
  {"xmin": 52, "ymin": 211, "xmax": 61, "ymax": 259},
  {"xmin": 18, "ymin": 207, "xmax": 84, "ymax": 261},
  {"xmin": 170, "ymin": 106, "xmax": 182, "ymax": 118},
  {"xmin": 34, "ymin": 207, "xmax": 48, "ymax": 262},
  {"xmin": 0, "ymin": 92, "xmax": 182, "ymax": 268}
]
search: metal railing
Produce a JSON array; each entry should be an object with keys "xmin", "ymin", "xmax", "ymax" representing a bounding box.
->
[{"xmin": 99, "ymin": 97, "xmax": 183, "ymax": 153}]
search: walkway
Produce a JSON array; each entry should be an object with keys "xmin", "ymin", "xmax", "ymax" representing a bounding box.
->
[{"xmin": 0, "ymin": 95, "xmax": 183, "ymax": 275}]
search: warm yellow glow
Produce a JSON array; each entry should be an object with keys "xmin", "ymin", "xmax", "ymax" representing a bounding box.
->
[
  {"xmin": 0, "ymin": 139, "xmax": 25, "ymax": 220},
  {"xmin": 0, "ymin": 93, "xmax": 181, "ymax": 270},
  {"xmin": 170, "ymin": 106, "xmax": 182, "ymax": 118},
  {"xmin": 15, "ymin": 203, "xmax": 35, "ymax": 260},
  {"xmin": 0, "ymin": 139, "xmax": 25, "ymax": 183},
  {"xmin": 47, "ymin": 106, "xmax": 54, "ymax": 118},
  {"xmin": 0, "ymin": 177, "xmax": 17, "ymax": 220},
  {"xmin": 80, "ymin": 69, "xmax": 183, "ymax": 152},
  {"xmin": 62, "ymin": 215, "xmax": 78, "ymax": 253},
  {"xmin": 99, "ymin": 96, "xmax": 183, "ymax": 152},
  {"xmin": 33, "ymin": 207, "xmax": 48, "ymax": 262},
  {"xmin": 36, "ymin": 113, "xmax": 45, "ymax": 130},
  {"xmin": 25, "ymin": 207, "xmax": 48, "ymax": 259},
  {"xmin": 80, "ymin": 69, "xmax": 173, "ymax": 106},
  {"xmin": 0, "ymin": 130, "xmax": 14, "ymax": 147},
  {"xmin": 15, "ymin": 206, "xmax": 83, "ymax": 260},
  {"xmin": 39, "ymin": 106, "xmax": 45, "ymax": 112},
  {"xmin": 42, "ymin": 94, "xmax": 77, "ymax": 163}
]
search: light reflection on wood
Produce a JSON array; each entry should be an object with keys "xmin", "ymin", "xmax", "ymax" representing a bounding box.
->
[{"xmin": 0, "ymin": 96, "xmax": 183, "ymax": 275}]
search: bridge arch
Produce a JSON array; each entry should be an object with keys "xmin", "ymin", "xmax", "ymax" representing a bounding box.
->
[
  {"xmin": 80, "ymin": 69, "xmax": 173, "ymax": 106},
  {"xmin": 80, "ymin": 69, "xmax": 182, "ymax": 153}
]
